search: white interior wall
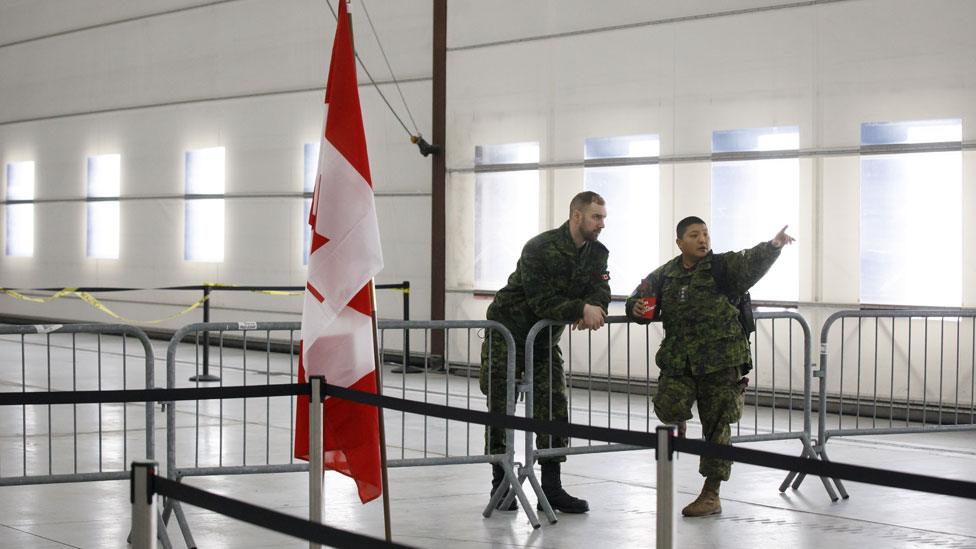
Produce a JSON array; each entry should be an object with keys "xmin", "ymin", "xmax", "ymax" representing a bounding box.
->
[
  {"xmin": 2, "ymin": 0, "xmax": 975, "ymax": 401},
  {"xmin": 0, "ymin": 0, "xmax": 433, "ymax": 328},
  {"xmin": 443, "ymin": 0, "xmax": 976, "ymax": 396}
]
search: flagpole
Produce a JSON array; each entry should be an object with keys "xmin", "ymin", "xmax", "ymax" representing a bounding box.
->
[
  {"xmin": 343, "ymin": 0, "xmax": 393, "ymax": 541},
  {"xmin": 369, "ymin": 280, "xmax": 394, "ymax": 542}
]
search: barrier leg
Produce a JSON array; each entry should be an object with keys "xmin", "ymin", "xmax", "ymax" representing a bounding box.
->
[
  {"xmin": 817, "ymin": 446, "xmax": 850, "ymax": 499},
  {"xmin": 523, "ymin": 463, "xmax": 556, "ymax": 524},
  {"xmin": 779, "ymin": 436, "xmax": 812, "ymax": 490},
  {"xmin": 172, "ymin": 501, "xmax": 197, "ymax": 549},
  {"xmin": 519, "ymin": 448, "xmax": 552, "ymax": 524},
  {"xmin": 486, "ymin": 460, "xmax": 541, "ymax": 528},
  {"xmin": 483, "ymin": 470, "xmax": 505, "ymax": 518},
  {"xmin": 160, "ymin": 498, "xmax": 172, "ymax": 525},
  {"xmin": 131, "ymin": 461, "xmax": 158, "ymax": 549},
  {"xmin": 780, "ymin": 469, "xmax": 799, "ymax": 491},
  {"xmin": 778, "ymin": 436, "xmax": 839, "ymax": 501},
  {"xmin": 156, "ymin": 510, "xmax": 173, "ymax": 549},
  {"xmin": 656, "ymin": 426, "xmax": 674, "ymax": 549},
  {"xmin": 503, "ymin": 461, "xmax": 541, "ymax": 529}
]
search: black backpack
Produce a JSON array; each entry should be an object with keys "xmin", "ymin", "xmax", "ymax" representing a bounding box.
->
[{"xmin": 650, "ymin": 253, "xmax": 755, "ymax": 335}]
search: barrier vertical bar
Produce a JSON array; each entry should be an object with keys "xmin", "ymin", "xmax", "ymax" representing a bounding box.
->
[
  {"xmin": 72, "ymin": 334, "xmax": 78, "ymax": 473},
  {"xmin": 130, "ymin": 461, "xmax": 158, "ymax": 549},
  {"xmin": 308, "ymin": 376, "xmax": 324, "ymax": 549},
  {"xmin": 656, "ymin": 425, "xmax": 674, "ymax": 549}
]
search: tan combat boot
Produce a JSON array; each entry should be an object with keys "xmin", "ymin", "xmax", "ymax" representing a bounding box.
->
[{"xmin": 681, "ymin": 478, "xmax": 722, "ymax": 517}]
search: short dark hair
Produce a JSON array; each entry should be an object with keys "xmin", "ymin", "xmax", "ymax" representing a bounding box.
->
[
  {"xmin": 569, "ymin": 191, "xmax": 605, "ymax": 216},
  {"xmin": 676, "ymin": 216, "xmax": 706, "ymax": 239}
]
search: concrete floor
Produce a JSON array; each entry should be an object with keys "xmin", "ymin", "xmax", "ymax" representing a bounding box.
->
[{"xmin": 1, "ymin": 332, "xmax": 975, "ymax": 548}]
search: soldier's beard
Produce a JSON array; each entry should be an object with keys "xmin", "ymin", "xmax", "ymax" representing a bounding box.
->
[{"xmin": 581, "ymin": 227, "xmax": 601, "ymax": 242}]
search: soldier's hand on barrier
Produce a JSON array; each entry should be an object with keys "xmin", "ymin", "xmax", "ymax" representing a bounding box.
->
[
  {"xmin": 737, "ymin": 376, "xmax": 750, "ymax": 394},
  {"xmin": 580, "ymin": 304, "xmax": 607, "ymax": 330}
]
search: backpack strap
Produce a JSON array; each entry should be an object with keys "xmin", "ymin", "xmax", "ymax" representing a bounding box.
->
[
  {"xmin": 711, "ymin": 252, "xmax": 756, "ymax": 335},
  {"xmin": 710, "ymin": 253, "xmax": 731, "ymax": 297}
]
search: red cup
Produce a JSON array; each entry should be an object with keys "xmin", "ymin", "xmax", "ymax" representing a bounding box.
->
[{"xmin": 640, "ymin": 296, "xmax": 657, "ymax": 319}]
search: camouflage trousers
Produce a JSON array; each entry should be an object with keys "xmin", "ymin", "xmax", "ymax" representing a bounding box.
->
[
  {"xmin": 653, "ymin": 366, "xmax": 744, "ymax": 481},
  {"xmin": 479, "ymin": 330, "xmax": 568, "ymax": 464}
]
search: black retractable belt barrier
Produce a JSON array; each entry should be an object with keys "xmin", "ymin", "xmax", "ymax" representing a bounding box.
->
[
  {"xmin": 10, "ymin": 381, "xmax": 976, "ymax": 504},
  {"xmin": 325, "ymin": 383, "xmax": 976, "ymax": 502},
  {"xmin": 0, "ymin": 383, "xmax": 309, "ymax": 406},
  {"xmin": 153, "ymin": 476, "xmax": 415, "ymax": 549}
]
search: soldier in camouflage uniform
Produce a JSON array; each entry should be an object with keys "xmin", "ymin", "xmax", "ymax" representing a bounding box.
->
[
  {"xmin": 481, "ymin": 191, "xmax": 611, "ymax": 514},
  {"xmin": 626, "ymin": 216, "xmax": 794, "ymax": 517}
]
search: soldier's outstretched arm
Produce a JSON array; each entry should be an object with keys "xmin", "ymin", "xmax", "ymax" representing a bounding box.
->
[{"xmin": 724, "ymin": 225, "xmax": 795, "ymax": 294}]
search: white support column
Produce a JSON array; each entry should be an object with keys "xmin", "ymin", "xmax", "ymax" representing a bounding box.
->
[
  {"xmin": 309, "ymin": 376, "xmax": 324, "ymax": 549},
  {"xmin": 656, "ymin": 426, "xmax": 674, "ymax": 549},
  {"xmin": 131, "ymin": 460, "xmax": 158, "ymax": 549}
]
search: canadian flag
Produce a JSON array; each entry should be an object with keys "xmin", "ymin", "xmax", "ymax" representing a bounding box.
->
[{"xmin": 294, "ymin": 0, "xmax": 384, "ymax": 504}]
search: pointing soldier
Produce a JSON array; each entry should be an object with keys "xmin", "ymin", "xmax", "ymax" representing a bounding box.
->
[
  {"xmin": 481, "ymin": 191, "xmax": 610, "ymax": 514},
  {"xmin": 626, "ymin": 216, "xmax": 794, "ymax": 517}
]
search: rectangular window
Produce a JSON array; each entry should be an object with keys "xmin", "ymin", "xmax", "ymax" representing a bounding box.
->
[
  {"xmin": 86, "ymin": 154, "xmax": 121, "ymax": 259},
  {"xmin": 5, "ymin": 161, "xmax": 35, "ymax": 257},
  {"xmin": 474, "ymin": 142, "xmax": 540, "ymax": 290},
  {"xmin": 711, "ymin": 127, "xmax": 799, "ymax": 301},
  {"xmin": 184, "ymin": 147, "xmax": 225, "ymax": 262},
  {"xmin": 303, "ymin": 142, "xmax": 320, "ymax": 265},
  {"xmin": 583, "ymin": 134, "xmax": 660, "ymax": 295},
  {"xmin": 860, "ymin": 119, "xmax": 962, "ymax": 306}
]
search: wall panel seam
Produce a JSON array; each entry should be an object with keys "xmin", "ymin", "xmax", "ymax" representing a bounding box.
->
[
  {"xmin": 0, "ymin": 191, "xmax": 431, "ymax": 206},
  {"xmin": 447, "ymin": 0, "xmax": 858, "ymax": 52},
  {"xmin": 0, "ymin": 76, "xmax": 431, "ymax": 127},
  {"xmin": 448, "ymin": 141, "xmax": 976, "ymax": 174},
  {"xmin": 0, "ymin": 0, "xmax": 244, "ymax": 50}
]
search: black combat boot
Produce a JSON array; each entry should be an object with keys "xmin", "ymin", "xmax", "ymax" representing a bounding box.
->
[
  {"xmin": 490, "ymin": 464, "xmax": 518, "ymax": 511},
  {"xmin": 538, "ymin": 462, "xmax": 589, "ymax": 513}
]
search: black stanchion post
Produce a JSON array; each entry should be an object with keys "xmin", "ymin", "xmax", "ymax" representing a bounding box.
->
[
  {"xmin": 390, "ymin": 281, "xmax": 422, "ymax": 374},
  {"xmin": 190, "ymin": 285, "xmax": 220, "ymax": 382},
  {"xmin": 402, "ymin": 281, "xmax": 410, "ymax": 366}
]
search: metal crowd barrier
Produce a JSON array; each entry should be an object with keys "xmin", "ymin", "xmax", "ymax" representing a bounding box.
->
[
  {"xmin": 0, "ymin": 323, "xmax": 156, "ymax": 486},
  {"xmin": 130, "ymin": 375, "xmax": 976, "ymax": 549},
  {"xmin": 376, "ymin": 320, "xmax": 542, "ymax": 525},
  {"xmin": 163, "ymin": 321, "xmax": 304, "ymax": 547},
  {"xmin": 523, "ymin": 312, "xmax": 837, "ymax": 505},
  {"xmin": 817, "ymin": 309, "xmax": 976, "ymax": 498},
  {"xmin": 163, "ymin": 319, "xmax": 535, "ymax": 547}
]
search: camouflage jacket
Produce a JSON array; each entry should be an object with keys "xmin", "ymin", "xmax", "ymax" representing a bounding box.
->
[
  {"xmin": 487, "ymin": 222, "xmax": 611, "ymax": 346},
  {"xmin": 624, "ymin": 242, "xmax": 781, "ymax": 376}
]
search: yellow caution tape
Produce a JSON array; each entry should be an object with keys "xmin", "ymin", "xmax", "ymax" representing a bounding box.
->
[
  {"xmin": 1, "ymin": 287, "xmax": 211, "ymax": 324},
  {"xmin": 0, "ymin": 281, "xmax": 401, "ymax": 323},
  {"xmin": 73, "ymin": 291, "xmax": 211, "ymax": 325},
  {"xmin": 1, "ymin": 287, "xmax": 77, "ymax": 303}
]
